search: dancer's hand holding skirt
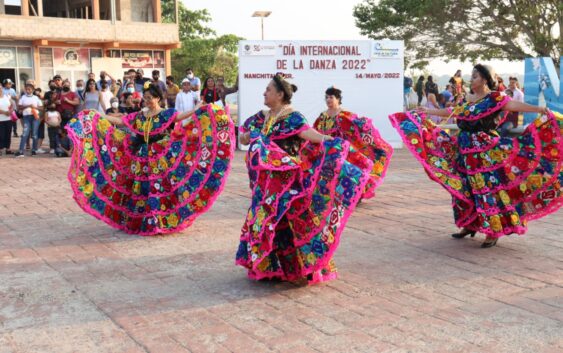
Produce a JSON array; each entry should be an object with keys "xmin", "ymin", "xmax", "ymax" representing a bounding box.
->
[{"xmin": 314, "ymin": 111, "xmax": 393, "ymax": 199}]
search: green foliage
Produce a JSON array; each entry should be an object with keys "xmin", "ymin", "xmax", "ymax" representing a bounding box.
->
[
  {"xmin": 353, "ymin": 0, "xmax": 561, "ymax": 70},
  {"xmin": 167, "ymin": 2, "xmax": 242, "ymax": 85},
  {"xmin": 171, "ymin": 34, "xmax": 242, "ymax": 85}
]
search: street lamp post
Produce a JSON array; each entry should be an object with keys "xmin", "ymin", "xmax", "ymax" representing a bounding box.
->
[{"xmin": 252, "ymin": 11, "xmax": 271, "ymax": 40}]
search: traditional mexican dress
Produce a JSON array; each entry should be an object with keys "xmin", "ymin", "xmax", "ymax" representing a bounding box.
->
[
  {"xmin": 66, "ymin": 104, "xmax": 235, "ymax": 235},
  {"xmin": 389, "ymin": 91, "xmax": 563, "ymax": 237},
  {"xmin": 314, "ymin": 110, "xmax": 393, "ymax": 199},
  {"xmin": 236, "ymin": 110, "xmax": 373, "ymax": 284}
]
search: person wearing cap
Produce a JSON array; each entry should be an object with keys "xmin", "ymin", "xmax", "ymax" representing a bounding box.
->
[
  {"xmin": 175, "ymin": 78, "xmax": 199, "ymax": 114},
  {"xmin": 52, "ymin": 75, "xmax": 63, "ymax": 91},
  {"xmin": 134, "ymin": 69, "xmax": 150, "ymax": 93},
  {"xmin": 15, "ymin": 82, "xmax": 43, "ymax": 157},
  {"xmin": 2, "ymin": 78, "xmax": 19, "ymax": 138},
  {"xmin": 0, "ymin": 80, "xmax": 17, "ymax": 156}
]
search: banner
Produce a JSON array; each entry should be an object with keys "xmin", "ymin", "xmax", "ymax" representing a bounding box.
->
[
  {"xmin": 53, "ymin": 48, "xmax": 90, "ymax": 70},
  {"xmin": 238, "ymin": 40, "xmax": 404, "ymax": 147},
  {"xmin": 122, "ymin": 50, "xmax": 154, "ymax": 69},
  {"xmin": 523, "ymin": 57, "xmax": 562, "ymax": 123}
]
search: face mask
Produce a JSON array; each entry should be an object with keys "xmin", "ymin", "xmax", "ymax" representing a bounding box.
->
[
  {"xmin": 127, "ymin": 87, "xmax": 135, "ymax": 93},
  {"xmin": 187, "ymin": 74, "xmax": 194, "ymax": 79},
  {"xmin": 111, "ymin": 102, "xmax": 119, "ymax": 109},
  {"xmin": 77, "ymin": 86, "xmax": 84, "ymax": 91},
  {"xmin": 49, "ymin": 85, "xmax": 56, "ymax": 90},
  {"xmin": 63, "ymin": 86, "xmax": 70, "ymax": 92}
]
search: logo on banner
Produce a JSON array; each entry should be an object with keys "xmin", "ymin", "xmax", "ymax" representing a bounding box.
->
[
  {"xmin": 242, "ymin": 42, "xmax": 276, "ymax": 56},
  {"xmin": 63, "ymin": 49, "xmax": 81, "ymax": 66},
  {"xmin": 372, "ymin": 41, "xmax": 402, "ymax": 59}
]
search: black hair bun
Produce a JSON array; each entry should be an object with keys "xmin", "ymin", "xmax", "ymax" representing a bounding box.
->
[{"xmin": 291, "ymin": 84, "xmax": 298, "ymax": 93}]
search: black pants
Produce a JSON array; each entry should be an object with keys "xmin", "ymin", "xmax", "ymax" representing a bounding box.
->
[
  {"xmin": 47, "ymin": 126, "xmax": 59, "ymax": 149},
  {"xmin": 11, "ymin": 120, "xmax": 18, "ymax": 136},
  {"xmin": 0, "ymin": 120, "xmax": 12, "ymax": 150}
]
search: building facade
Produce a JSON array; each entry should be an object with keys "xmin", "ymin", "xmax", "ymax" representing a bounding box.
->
[{"xmin": 0, "ymin": 0, "xmax": 180, "ymax": 90}]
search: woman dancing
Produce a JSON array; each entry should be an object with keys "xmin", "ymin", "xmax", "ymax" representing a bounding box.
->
[
  {"xmin": 314, "ymin": 86, "xmax": 393, "ymax": 199},
  {"xmin": 236, "ymin": 74, "xmax": 373, "ymax": 284},
  {"xmin": 390, "ymin": 64, "xmax": 562, "ymax": 247},
  {"xmin": 66, "ymin": 83, "xmax": 235, "ymax": 235}
]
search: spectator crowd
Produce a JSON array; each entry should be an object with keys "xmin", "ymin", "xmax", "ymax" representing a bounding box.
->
[
  {"xmin": 403, "ymin": 70, "xmax": 525, "ymax": 135},
  {"xmin": 0, "ymin": 68, "xmax": 238, "ymax": 158}
]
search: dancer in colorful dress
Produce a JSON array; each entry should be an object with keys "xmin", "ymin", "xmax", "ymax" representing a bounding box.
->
[
  {"xmin": 314, "ymin": 86, "xmax": 393, "ymax": 199},
  {"xmin": 390, "ymin": 64, "xmax": 562, "ymax": 248},
  {"xmin": 67, "ymin": 83, "xmax": 235, "ymax": 235},
  {"xmin": 236, "ymin": 74, "xmax": 373, "ymax": 284}
]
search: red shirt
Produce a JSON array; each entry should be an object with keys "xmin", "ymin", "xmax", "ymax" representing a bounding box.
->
[{"xmin": 57, "ymin": 91, "xmax": 78, "ymax": 112}]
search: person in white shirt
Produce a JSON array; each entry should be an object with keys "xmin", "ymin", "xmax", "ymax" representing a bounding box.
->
[
  {"xmin": 175, "ymin": 79, "xmax": 200, "ymax": 125},
  {"xmin": 508, "ymin": 77, "xmax": 524, "ymax": 102},
  {"xmin": 0, "ymin": 86, "xmax": 16, "ymax": 155},
  {"xmin": 100, "ymin": 81, "xmax": 114, "ymax": 114},
  {"xmin": 2, "ymin": 78, "xmax": 18, "ymax": 137},
  {"xmin": 16, "ymin": 83, "xmax": 43, "ymax": 157}
]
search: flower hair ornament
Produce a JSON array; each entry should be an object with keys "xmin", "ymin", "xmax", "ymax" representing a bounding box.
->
[{"xmin": 143, "ymin": 81, "xmax": 152, "ymax": 90}]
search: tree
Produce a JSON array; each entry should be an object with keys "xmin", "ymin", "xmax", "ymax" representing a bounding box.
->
[
  {"xmin": 163, "ymin": 1, "xmax": 242, "ymax": 84},
  {"xmin": 353, "ymin": 0, "xmax": 561, "ymax": 70},
  {"xmin": 171, "ymin": 34, "xmax": 242, "ymax": 85}
]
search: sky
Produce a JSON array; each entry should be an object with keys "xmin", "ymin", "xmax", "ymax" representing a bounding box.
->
[{"xmin": 182, "ymin": 0, "xmax": 524, "ymax": 76}]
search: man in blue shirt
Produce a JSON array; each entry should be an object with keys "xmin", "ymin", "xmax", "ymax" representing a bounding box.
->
[
  {"xmin": 440, "ymin": 84, "xmax": 453, "ymax": 107},
  {"xmin": 96, "ymin": 71, "xmax": 113, "ymax": 91},
  {"xmin": 185, "ymin": 68, "xmax": 201, "ymax": 95},
  {"xmin": 134, "ymin": 69, "xmax": 151, "ymax": 93}
]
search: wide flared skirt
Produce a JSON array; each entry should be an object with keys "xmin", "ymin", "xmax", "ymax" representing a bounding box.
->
[
  {"xmin": 389, "ymin": 110, "xmax": 563, "ymax": 237},
  {"xmin": 236, "ymin": 137, "xmax": 372, "ymax": 283},
  {"xmin": 66, "ymin": 105, "xmax": 235, "ymax": 235}
]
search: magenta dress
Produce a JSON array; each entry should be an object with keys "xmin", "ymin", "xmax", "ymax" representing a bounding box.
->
[{"xmin": 66, "ymin": 105, "xmax": 235, "ymax": 235}]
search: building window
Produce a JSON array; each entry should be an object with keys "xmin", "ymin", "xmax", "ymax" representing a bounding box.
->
[
  {"xmin": 0, "ymin": 45, "xmax": 34, "ymax": 92},
  {"xmin": 17, "ymin": 47, "xmax": 32, "ymax": 67},
  {"xmin": 131, "ymin": 0, "xmax": 153, "ymax": 22},
  {"xmin": 100, "ymin": 0, "xmax": 121, "ymax": 21},
  {"xmin": 3, "ymin": 0, "xmax": 23, "ymax": 15}
]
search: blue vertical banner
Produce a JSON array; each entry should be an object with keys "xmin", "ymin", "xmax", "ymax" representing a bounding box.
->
[{"xmin": 523, "ymin": 58, "xmax": 562, "ymax": 123}]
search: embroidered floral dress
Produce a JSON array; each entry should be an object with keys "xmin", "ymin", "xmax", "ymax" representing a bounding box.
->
[
  {"xmin": 389, "ymin": 91, "xmax": 563, "ymax": 237},
  {"xmin": 314, "ymin": 111, "xmax": 393, "ymax": 199},
  {"xmin": 66, "ymin": 105, "xmax": 235, "ymax": 235},
  {"xmin": 236, "ymin": 110, "xmax": 373, "ymax": 284}
]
